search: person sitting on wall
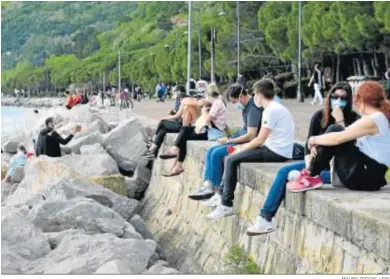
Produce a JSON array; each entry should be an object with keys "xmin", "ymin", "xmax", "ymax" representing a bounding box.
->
[
  {"xmin": 159, "ymin": 83, "xmax": 227, "ymax": 177},
  {"xmin": 64, "ymin": 90, "xmax": 77, "ymax": 110},
  {"xmin": 143, "ymin": 85, "xmax": 195, "ymax": 159},
  {"xmin": 246, "ymin": 82, "xmax": 360, "ymax": 236},
  {"xmin": 188, "ymin": 83, "xmax": 263, "ymax": 201},
  {"xmin": 206, "ymin": 79, "xmax": 295, "ymax": 220},
  {"xmin": 2, "ymin": 144, "xmax": 27, "ymax": 183},
  {"xmin": 287, "ymin": 81, "xmax": 390, "ymax": 193}
]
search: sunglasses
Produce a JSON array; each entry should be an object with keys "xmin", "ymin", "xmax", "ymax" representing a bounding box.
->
[{"xmin": 330, "ymin": 94, "xmax": 348, "ymax": 101}]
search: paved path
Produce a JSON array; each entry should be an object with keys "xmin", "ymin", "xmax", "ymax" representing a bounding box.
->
[{"xmin": 106, "ymin": 98, "xmax": 322, "ymax": 141}]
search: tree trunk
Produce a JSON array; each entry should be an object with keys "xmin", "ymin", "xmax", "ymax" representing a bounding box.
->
[
  {"xmin": 362, "ymin": 54, "xmax": 371, "ymax": 76},
  {"xmin": 355, "ymin": 58, "xmax": 363, "ymax": 76}
]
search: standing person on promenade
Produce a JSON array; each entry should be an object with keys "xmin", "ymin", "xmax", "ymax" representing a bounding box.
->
[
  {"xmin": 196, "ymin": 78, "xmax": 208, "ymax": 98},
  {"xmin": 159, "ymin": 83, "xmax": 227, "ymax": 177},
  {"xmin": 246, "ymin": 82, "xmax": 360, "ymax": 235},
  {"xmin": 35, "ymin": 117, "xmax": 80, "ymax": 158},
  {"xmin": 308, "ymin": 63, "xmax": 325, "ymax": 106},
  {"xmin": 288, "ymin": 81, "xmax": 390, "ymax": 193},
  {"xmin": 385, "ymin": 68, "xmax": 390, "ymax": 99},
  {"xmin": 188, "ymin": 83, "xmax": 263, "ymax": 200},
  {"xmin": 143, "ymin": 85, "xmax": 194, "ymax": 159},
  {"xmin": 206, "ymin": 79, "xmax": 295, "ymax": 219}
]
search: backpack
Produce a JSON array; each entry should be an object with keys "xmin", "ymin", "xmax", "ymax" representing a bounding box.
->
[{"xmin": 292, "ymin": 143, "xmax": 305, "ymax": 160}]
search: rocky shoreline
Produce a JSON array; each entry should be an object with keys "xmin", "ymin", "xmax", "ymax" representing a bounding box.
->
[
  {"xmin": 1, "ymin": 97, "xmax": 65, "ymax": 108},
  {"xmin": 1, "ymin": 104, "xmax": 180, "ymax": 274}
]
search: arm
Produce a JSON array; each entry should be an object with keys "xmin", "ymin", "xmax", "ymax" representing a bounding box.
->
[
  {"xmin": 239, "ymin": 126, "xmax": 271, "ymax": 151},
  {"xmin": 308, "ymin": 75, "xmax": 314, "ymax": 87},
  {"xmin": 308, "ymin": 117, "xmax": 378, "ymax": 147},
  {"xmin": 227, "ymin": 126, "xmax": 258, "ymax": 144},
  {"xmin": 52, "ymin": 131, "xmax": 74, "ymax": 145},
  {"xmin": 163, "ymin": 104, "xmax": 184, "ymax": 121},
  {"xmin": 180, "ymin": 97, "xmax": 200, "ymax": 107}
]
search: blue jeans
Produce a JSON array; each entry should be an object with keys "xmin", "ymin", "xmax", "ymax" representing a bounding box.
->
[
  {"xmin": 260, "ymin": 161, "xmax": 330, "ymax": 221},
  {"xmin": 203, "ymin": 129, "xmax": 246, "ymax": 187}
]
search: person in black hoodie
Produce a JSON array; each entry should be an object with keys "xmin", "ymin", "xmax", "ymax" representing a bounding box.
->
[{"xmin": 35, "ymin": 117, "xmax": 79, "ymax": 157}]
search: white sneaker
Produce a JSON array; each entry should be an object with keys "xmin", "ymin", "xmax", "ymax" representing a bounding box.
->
[
  {"xmin": 246, "ymin": 216, "xmax": 275, "ymax": 236},
  {"xmin": 202, "ymin": 193, "xmax": 221, "ymax": 208},
  {"xmin": 188, "ymin": 181, "xmax": 214, "ymax": 200},
  {"xmin": 207, "ymin": 204, "xmax": 234, "ymax": 219}
]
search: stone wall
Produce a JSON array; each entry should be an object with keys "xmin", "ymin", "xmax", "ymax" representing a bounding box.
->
[{"xmin": 140, "ymin": 133, "xmax": 390, "ymax": 274}]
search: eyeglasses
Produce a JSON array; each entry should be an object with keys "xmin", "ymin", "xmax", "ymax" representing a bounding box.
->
[{"xmin": 330, "ymin": 94, "xmax": 348, "ymax": 101}]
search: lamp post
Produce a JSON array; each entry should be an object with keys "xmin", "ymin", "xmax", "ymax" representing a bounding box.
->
[
  {"xmin": 197, "ymin": 8, "xmax": 202, "ymax": 79},
  {"xmin": 236, "ymin": 1, "xmax": 240, "ymax": 77},
  {"xmin": 186, "ymin": 0, "xmax": 192, "ymax": 94},
  {"xmin": 296, "ymin": 0, "xmax": 304, "ymax": 102}
]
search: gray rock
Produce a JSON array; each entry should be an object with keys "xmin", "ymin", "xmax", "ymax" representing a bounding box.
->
[
  {"xmin": 1, "ymin": 209, "xmax": 51, "ymax": 274},
  {"xmin": 6, "ymin": 186, "xmax": 45, "ymax": 208},
  {"xmin": 80, "ymin": 143, "xmax": 106, "ymax": 155},
  {"xmin": 129, "ymin": 214, "xmax": 154, "ymax": 240},
  {"xmin": 2, "ymin": 141, "xmax": 19, "ymax": 154},
  {"xmin": 62, "ymin": 153, "xmax": 119, "ymax": 177},
  {"xmin": 45, "ymin": 229, "xmax": 86, "ymax": 249},
  {"xmin": 143, "ymin": 265, "xmax": 180, "ymax": 274},
  {"xmin": 61, "ymin": 146, "xmax": 72, "ymax": 155},
  {"xmin": 66, "ymin": 134, "xmax": 101, "ymax": 154},
  {"xmin": 89, "ymin": 114, "xmax": 110, "ymax": 134},
  {"xmin": 1, "ymin": 181, "xmax": 12, "ymax": 203},
  {"xmin": 102, "ymin": 117, "xmax": 147, "ymax": 172},
  {"xmin": 125, "ymin": 165, "xmax": 151, "ymax": 198},
  {"xmin": 11, "ymin": 166, "xmax": 24, "ymax": 184},
  {"xmin": 94, "ymin": 259, "xmax": 135, "ymax": 274},
  {"xmin": 27, "ymin": 233, "xmax": 155, "ymax": 274},
  {"xmin": 28, "ymin": 197, "xmax": 139, "ymax": 238},
  {"xmin": 42, "ymin": 178, "xmax": 140, "ymax": 221},
  {"xmin": 108, "ymin": 122, "xmax": 119, "ymax": 131}
]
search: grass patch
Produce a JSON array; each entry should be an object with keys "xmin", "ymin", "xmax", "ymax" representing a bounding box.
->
[{"xmin": 224, "ymin": 245, "xmax": 262, "ymax": 274}]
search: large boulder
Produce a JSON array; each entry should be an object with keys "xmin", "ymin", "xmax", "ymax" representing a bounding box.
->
[
  {"xmin": 1, "ymin": 209, "xmax": 51, "ymax": 274},
  {"xmin": 1, "ymin": 181, "xmax": 12, "ymax": 203},
  {"xmin": 26, "ymin": 233, "xmax": 156, "ymax": 274},
  {"xmin": 18, "ymin": 156, "xmax": 81, "ymax": 192},
  {"xmin": 62, "ymin": 153, "xmax": 119, "ymax": 177},
  {"xmin": 129, "ymin": 214, "xmax": 154, "ymax": 240},
  {"xmin": 27, "ymin": 197, "xmax": 141, "ymax": 239},
  {"xmin": 66, "ymin": 134, "xmax": 101, "ymax": 154},
  {"xmin": 88, "ymin": 175, "xmax": 127, "ymax": 196},
  {"xmin": 102, "ymin": 117, "xmax": 147, "ymax": 172},
  {"xmin": 80, "ymin": 143, "xmax": 106, "ymax": 154},
  {"xmin": 41, "ymin": 178, "xmax": 139, "ymax": 221},
  {"xmin": 89, "ymin": 114, "xmax": 110, "ymax": 134},
  {"xmin": 125, "ymin": 164, "xmax": 151, "ymax": 199},
  {"xmin": 2, "ymin": 141, "xmax": 19, "ymax": 154}
]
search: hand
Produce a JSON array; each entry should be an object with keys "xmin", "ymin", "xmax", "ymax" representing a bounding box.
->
[
  {"xmin": 331, "ymin": 107, "xmax": 344, "ymax": 123},
  {"xmin": 310, "ymin": 146, "xmax": 318, "ymax": 158},
  {"xmin": 72, "ymin": 125, "xmax": 81, "ymax": 134},
  {"xmin": 307, "ymin": 136, "xmax": 315, "ymax": 149},
  {"xmin": 217, "ymin": 137, "xmax": 229, "ymax": 145}
]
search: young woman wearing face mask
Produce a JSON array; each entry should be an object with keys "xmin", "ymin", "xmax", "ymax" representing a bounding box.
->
[
  {"xmin": 288, "ymin": 81, "xmax": 390, "ymax": 193},
  {"xmin": 246, "ymin": 81, "xmax": 360, "ymax": 235},
  {"xmin": 207, "ymin": 79, "xmax": 295, "ymax": 219},
  {"xmin": 159, "ymin": 83, "xmax": 228, "ymax": 177},
  {"xmin": 188, "ymin": 83, "xmax": 263, "ymax": 200}
]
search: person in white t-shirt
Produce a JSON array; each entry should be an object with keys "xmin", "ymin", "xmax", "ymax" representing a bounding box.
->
[
  {"xmin": 207, "ymin": 78, "xmax": 295, "ymax": 219},
  {"xmin": 196, "ymin": 78, "xmax": 208, "ymax": 97},
  {"xmin": 288, "ymin": 81, "xmax": 390, "ymax": 193}
]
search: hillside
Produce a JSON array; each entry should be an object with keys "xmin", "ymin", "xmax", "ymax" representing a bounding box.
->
[{"xmin": 1, "ymin": 1, "xmax": 390, "ymax": 95}]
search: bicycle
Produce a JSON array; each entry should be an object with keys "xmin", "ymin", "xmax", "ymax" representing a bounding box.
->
[{"xmin": 119, "ymin": 93, "xmax": 134, "ymax": 110}]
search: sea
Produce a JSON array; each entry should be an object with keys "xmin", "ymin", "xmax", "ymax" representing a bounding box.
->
[{"xmin": 1, "ymin": 106, "xmax": 43, "ymax": 144}]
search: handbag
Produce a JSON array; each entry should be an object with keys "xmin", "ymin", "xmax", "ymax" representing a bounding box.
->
[{"xmin": 207, "ymin": 128, "xmax": 224, "ymax": 141}]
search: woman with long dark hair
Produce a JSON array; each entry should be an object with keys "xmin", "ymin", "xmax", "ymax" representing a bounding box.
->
[
  {"xmin": 247, "ymin": 81, "xmax": 360, "ymax": 236},
  {"xmin": 288, "ymin": 81, "xmax": 390, "ymax": 192}
]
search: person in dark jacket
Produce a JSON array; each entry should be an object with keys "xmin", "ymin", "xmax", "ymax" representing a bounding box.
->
[{"xmin": 35, "ymin": 117, "xmax": 80, "ymax": 157}]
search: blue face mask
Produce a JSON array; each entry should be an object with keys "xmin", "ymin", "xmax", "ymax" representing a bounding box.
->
[{"xmin": 331, "ymin": 99, "xmax": 347, "ymax": 109}]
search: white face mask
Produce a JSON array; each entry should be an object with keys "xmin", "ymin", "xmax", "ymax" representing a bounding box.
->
[{"xmin": 233, "ymin": 102, "xmax": 244, "ymax": 111}]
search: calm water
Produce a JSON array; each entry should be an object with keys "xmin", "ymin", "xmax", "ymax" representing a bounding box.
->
[{"xmin": 1, "ymin": 106, "xmax": 41, "ymax": 143}]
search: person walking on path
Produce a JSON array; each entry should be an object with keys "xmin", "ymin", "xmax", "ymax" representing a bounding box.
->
[
  {"xmin": 308, "ymin": 63, "xmax": 325, "ymax": 106},
  {"xmin": 385, "ymin": 68, "xmax": 390, "ymax": 99}
]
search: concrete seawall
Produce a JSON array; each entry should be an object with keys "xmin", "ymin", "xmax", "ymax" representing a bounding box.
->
[{"xmin": 139, "ymin": 121, "xmax": 390, "ymax": 274}]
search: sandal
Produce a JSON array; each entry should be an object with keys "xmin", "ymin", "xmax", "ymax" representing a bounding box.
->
[
  {"xmin": 162, "ymin": 169, "xmax": 184, "ymax": 177},
  {"xmin": 159, "ymin": 153, "xmax": 177, "ymax": 160}
]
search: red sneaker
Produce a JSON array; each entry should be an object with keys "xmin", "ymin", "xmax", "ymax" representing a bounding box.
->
[{"xmin": 287, "ymin": 170, "xmax": 323, "ymax": 193}]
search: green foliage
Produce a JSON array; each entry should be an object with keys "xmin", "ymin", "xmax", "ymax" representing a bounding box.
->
[{"xmin": 224, "ymin": 245, "xmax": 262, "ymax": 274}]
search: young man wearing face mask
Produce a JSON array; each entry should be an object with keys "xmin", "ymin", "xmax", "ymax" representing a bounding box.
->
[
  {"xmin": 188, "ymin": 84, "xmax": 263, "ymax": 200},
  {"xmin": 207, "ymin": 79, "xmax": 295, "ymax": 219}
]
